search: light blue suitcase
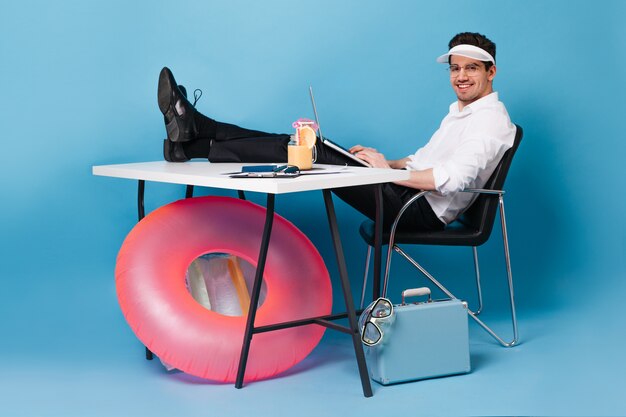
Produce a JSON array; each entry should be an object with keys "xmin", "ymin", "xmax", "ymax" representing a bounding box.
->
[{"xmin": 364, "ymin": 288, "xmax": 470, "ymax": 385}]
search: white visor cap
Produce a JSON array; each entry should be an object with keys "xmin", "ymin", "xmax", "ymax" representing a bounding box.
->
[{"xmin": 436, "ymin": 44, "xmax": 495, "ymax": 64}]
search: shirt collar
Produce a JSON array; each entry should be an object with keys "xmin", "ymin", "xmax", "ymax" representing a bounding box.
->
[{"xmin": 449, "ymin": 92, "xmax": 499, "ymax": 116}]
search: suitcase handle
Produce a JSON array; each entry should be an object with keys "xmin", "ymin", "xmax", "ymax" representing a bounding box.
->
[{"xmin": 401, "ymin": 287, "xmax": 432, "ymax": 305}]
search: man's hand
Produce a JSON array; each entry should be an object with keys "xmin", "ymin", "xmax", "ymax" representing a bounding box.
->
[
  {"xmin": 349, "ymin": 145, "xmax": 411, "ymax": 169},
  {"xmin": 349, "ymin": 145, "xmax": 391, "ymax": 168},
  {"xmin": 350, "ymin": 144, "xmax": 436, "ymax": 190}
]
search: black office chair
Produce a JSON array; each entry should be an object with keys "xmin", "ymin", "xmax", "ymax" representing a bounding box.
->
[{"xmin": 359, "ymin": 124, "xmax": 523, "ymax": 347}]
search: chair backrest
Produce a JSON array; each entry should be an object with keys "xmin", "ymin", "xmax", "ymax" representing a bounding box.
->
[{"xmin": 457, "ymin": 124, "xmax": 523, "ymax": 243}]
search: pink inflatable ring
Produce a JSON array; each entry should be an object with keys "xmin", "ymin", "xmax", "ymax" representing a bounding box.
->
[{"xmin": 115, "ymin": 196, "xmax": 332, "ymax": 382}]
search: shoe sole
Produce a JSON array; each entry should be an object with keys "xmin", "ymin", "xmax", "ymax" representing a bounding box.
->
[
  {"xmin": 158, "ymin": 68, "xmax": 181, "ymax": 142},
  {"xmin": 158, "ymin": 67, "xmax": 175, "ymax": 115},
  {"xmin": 158, "ymin": 67, "xmax": 196, "ymax": 142}
]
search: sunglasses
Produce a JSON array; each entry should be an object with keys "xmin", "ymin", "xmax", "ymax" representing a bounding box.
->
[
  {"xmin": 358, "ymin": 298, "xmax": 395, "ymax": 346},
  {"xmin": 273, "ymin": 164, "xmax": 301, "ymax": 175},
  {"xmin": 229, "ymin": 165, "xmax": 301, "ymax": 178}
]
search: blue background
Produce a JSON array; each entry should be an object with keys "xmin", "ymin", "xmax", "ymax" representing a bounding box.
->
[{"xmin": 1, "ymin": 0, "xmax": 625, "ymax": 415}]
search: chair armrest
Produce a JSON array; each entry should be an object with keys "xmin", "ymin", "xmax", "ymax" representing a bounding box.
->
[
  {"xmin": 461, "ymin": 188, "xmax": 505, "ymax": 196},
  {"xmin": 390, "ymin": 190, "xmax": 430, "ymax": 234},
  {"xmin": 395, "ymin": 189, "xmax": 503, "ymax": 226},
  {"xmin": 381, "ymin": 191, "xmax": 429, "ymax": 296}
]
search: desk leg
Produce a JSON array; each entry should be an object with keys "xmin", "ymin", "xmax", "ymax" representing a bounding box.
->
[
  {"xmin": 322, "ymin": 190, "xmax": 373, "ymax": 398},
  {"xmin": 373, "ymin": 184, "xmax": 383, "ymax": 300},
  {"xmin": 235, "ymin": 193, "xmax": 275, "ymax": 388},
  {"xmin": 137, "ymin": 180, "xmax": 145, "ymax": 221},
  {"xmin": 136, "ymin": 180, "xmax": 155, "ymax": 361}
]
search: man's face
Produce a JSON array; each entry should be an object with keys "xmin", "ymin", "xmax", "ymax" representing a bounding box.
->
[{"xmin": 449, "ymin": 55, "xmax": 496, "ymax": 109}]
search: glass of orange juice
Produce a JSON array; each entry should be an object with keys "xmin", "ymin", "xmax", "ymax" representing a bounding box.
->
[
  {"xmin": 288, "ymin": 144, "xmax": 313, "ymax": 170},
  {"xmin": 287, "ymin": 126, "xmax": 317, "ymax": 170}
]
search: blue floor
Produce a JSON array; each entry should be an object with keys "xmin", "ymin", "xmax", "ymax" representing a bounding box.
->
[{"xmin": 2, "ymin": 264, "xmax": 625, "ymax": 417}]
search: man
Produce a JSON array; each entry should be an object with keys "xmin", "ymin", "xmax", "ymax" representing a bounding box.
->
[{"xmin": 157, "ymin": 32, "xmax": 516, "ymax": 231}]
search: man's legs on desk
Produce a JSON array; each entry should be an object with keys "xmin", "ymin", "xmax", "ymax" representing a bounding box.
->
[{"xmin": 157, "ymin": 67, "xmax": 443, "ymax": 232}]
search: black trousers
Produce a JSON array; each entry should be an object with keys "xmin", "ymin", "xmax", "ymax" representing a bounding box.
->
[{"xmin": 182, "ymin": 112, "xmax": 444, "ymax": 231}]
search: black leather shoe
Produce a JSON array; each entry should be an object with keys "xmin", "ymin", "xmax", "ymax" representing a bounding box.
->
[
  {"xmin": 158, "ymin": 67, "xmax": 198, "ymax": 142},
  {"xmin": 163, "ymin": 139, "xmax": 189, "ymax": 162},
  {"xmin": 163, "ymin": 83, "xmax": 190, "ymax": 161},
  {"xmin": 162, "ymin": 84, "xmax": 187, "ymax": 126}
]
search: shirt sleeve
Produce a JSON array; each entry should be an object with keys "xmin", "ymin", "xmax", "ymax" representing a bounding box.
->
[
  {"xmin": 406, "ymin": 103, "xmax": 514, "ymax": 195},
  {"xmin": 432, "ymin": 137, "xmax": 496, "ymax": 195}
]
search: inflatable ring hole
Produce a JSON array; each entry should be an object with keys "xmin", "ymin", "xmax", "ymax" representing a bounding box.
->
[{"xmin": 185, "ymin": 252, "xmax": 267, "ymax": 317}]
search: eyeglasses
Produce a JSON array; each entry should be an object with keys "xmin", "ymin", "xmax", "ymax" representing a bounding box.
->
[
  {"xmin": 448, "ymin": 63, "xmax": 484, "ymax": 77},
  {"xmin": 358, "ymin": 298, "xmax": 395, "ymax": 346}
]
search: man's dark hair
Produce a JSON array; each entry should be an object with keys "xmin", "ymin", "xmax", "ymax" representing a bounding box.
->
[{"xmin": 448, "ymin": 32, "xmax": 496, "ymax": 70}]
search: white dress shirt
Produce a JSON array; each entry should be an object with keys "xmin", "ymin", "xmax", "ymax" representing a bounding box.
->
[{"xmin": 405, "ymin": 92, "xmax": 516, "ymax": 224}]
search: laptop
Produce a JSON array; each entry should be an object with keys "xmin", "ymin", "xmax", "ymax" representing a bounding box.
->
[{"xmin": 309, "ymin": 86, "xmax": 371, "ymax": 167}]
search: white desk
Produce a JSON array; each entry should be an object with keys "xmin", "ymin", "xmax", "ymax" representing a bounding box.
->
[
  {"xmin": 93, "ymin": 161, "xmax": 409, "ymax": 194},
  {"xmin": 93, "ymin": 161, "xmax": 410, "ymax": 397}
]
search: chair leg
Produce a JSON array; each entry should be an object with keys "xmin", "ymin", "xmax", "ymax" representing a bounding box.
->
[
  {"xmin": 472, "ymin": 247, "xmax": 484, "ymax": 315},
  {"xmin": 360, "ymin": 245, "xmax": 372, "ymax": 309},
  {"xmin": 393, "ymin": 238, "xmax": 518, "ymax": 347},
  {"xmin": 463, "ymin": 196, "xmax": 519, "ymax": 347},
  {"xmin": 495, "ymin": 195, "xmax": 519, "ymax": 346}
]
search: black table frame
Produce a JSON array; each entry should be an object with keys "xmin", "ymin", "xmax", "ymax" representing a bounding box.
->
[{"xmin": 136, "ymin": 181, "xmax": 385, "ymax": 398}]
